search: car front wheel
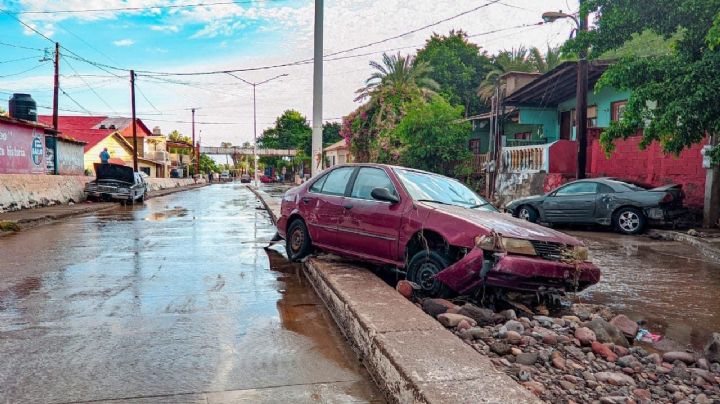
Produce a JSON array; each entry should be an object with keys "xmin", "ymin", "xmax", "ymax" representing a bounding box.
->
[
  {"xmin": 517, "ymin": 205, "xmax": 539, "ymax": 223},
  {"xmin": 614, "ymin": 207, "xmax": 646, "ymax": 235},
  {"xmin": 286, "ymin": 219, "xmax": 312, "ymax": 261},
  {"xmin": 406, "ymin": 250, "xmax": 452, "ymax": 297}
]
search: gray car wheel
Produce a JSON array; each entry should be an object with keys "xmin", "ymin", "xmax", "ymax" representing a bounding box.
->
[
  {"xmin": 614, "ymin": 207, "xmax": 646, "ymax": 235},
  {"xmin": 517, "ymin": 206, "xmax": 538, "ymax": 223}
]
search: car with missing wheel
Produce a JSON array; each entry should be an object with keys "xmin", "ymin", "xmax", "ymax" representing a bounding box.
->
[
  {"xmin": 277, "ymin": 163, "xmax": 600, "ymax": 297},
  {"xmin": 505, "ymin": 178, "xmax": 686, "ymax": 235}
]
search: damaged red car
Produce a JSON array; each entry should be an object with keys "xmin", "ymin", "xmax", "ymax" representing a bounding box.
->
[{"xmin": 277, "ymin": 164, "xmax": 600, "ymax": 297}]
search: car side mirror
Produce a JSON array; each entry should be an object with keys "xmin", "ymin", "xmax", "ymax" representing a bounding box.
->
[{"xmin": 371, "ymin": 187, "xmax": 399, "ymax": 203}]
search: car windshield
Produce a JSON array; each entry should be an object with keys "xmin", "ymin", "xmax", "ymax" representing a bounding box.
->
[{"xmin": 394, "ymin": 168, "xmax": 497, "ymax": 211}]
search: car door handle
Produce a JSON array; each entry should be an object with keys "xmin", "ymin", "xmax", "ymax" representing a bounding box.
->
[
  {"xmin": 302, "ymin": 197, "xmax": 310, "ymax": 204},
  {"xmin": 343, "ymin": 204, "xmax": 353, "ymax": 210}
]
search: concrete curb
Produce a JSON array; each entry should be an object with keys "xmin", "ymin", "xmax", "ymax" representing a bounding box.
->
[
  {"xmin": 249, "ymin": 185, "xmax": 539, "ymax": 403},
  {"xmin": 647, "ymin": 229, "xmax": 720, "ymax": 263}
]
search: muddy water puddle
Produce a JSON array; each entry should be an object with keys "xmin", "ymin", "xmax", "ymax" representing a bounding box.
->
[{"xmin": 573, "ymin": 231, "xmax": 720, "ymax": 351}]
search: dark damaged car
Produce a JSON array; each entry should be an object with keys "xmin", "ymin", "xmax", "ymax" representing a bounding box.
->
[
  {"xmin": 85, "ymin": 163, "xmax": 148, "ymax": 204},
  {"xmin": 506, "ymin": 178, "xmax": 686, "ymax": 235},
  {"xmin": 277, "ymin": 164, "xmax": 600, "ymax": 297}
]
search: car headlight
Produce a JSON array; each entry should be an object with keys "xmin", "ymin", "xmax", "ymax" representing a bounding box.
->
[{"xmin": 474, "ymin": 235, "xmax": 537, "ymax": 256}]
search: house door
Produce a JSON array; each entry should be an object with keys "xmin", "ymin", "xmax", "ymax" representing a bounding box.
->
[{"xmin": 560, "ymin": 111, "xmax": 572, "ymax": 140}]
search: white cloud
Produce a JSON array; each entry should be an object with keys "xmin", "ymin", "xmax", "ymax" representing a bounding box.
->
[
  {"xmin": 113, "ymin": 39, "xmax": 135, "ymax": 47},
  {"xmin": 149, "ymin": 24, "xmax": 179, "ymax": 33}
]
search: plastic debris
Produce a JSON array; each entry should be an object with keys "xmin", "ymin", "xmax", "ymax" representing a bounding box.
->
[{"xmin": 635, "ymin": 328, "xmax": 663, "ymax": 343}]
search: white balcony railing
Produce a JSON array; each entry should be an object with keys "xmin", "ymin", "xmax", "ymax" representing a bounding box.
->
[{"xmin": 501, "ymin": 143, "xmax": 551, "ymax": 173}]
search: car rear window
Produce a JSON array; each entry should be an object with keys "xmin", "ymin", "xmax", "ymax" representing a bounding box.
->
[{"xmin": 319, "ymin": 167, "xmax": 354, "ymax": 196}]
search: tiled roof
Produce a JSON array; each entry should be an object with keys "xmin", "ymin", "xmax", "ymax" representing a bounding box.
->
[{"xmin": 38, "ymin": 115, "xmax": 151, "ymax": 151}]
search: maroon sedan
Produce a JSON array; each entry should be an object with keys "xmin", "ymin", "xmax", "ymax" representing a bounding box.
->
[{"xmin": 277, "ymin": 164, "xmax": 600, "ymax": 296}]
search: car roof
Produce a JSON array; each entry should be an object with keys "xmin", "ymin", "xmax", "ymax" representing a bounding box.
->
[{"xmin": 326, "ymin": 163, "xmax": 439, "ymax": 177}]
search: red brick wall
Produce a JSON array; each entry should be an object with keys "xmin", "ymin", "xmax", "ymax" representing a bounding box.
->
[{"xmin": 587, "ymin": 129, "xmax": 706, "ymax": 207}]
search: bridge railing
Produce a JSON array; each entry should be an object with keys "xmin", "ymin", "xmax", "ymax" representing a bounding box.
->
[{"xmin": 200, "ymin": 147, "xmax": 297, "ymax": 157}]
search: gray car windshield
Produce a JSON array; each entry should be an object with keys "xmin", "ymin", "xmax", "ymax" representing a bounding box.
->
[{"xmin": 394, "ymin": 169, "xmax": 497, "ymax": 211}]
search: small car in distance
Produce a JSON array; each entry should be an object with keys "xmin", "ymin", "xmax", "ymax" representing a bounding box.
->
[
  {"xmin": 277, "ymin": 164, "xmax": 600, "ymax": 297},
  {"xmin": 240, "ymin": 174, "xmax": 251, "ymax": 183},
  {"xmin": 505, "ymin": 178, "xmax": 686, "ymax": 235},
  {"xmin": 85, "ymin": 163, "xmax": 148, "ymax": 204},
  {"xmin": 260, "ymin": 175, "xmax": 276, "ymax": 184}
]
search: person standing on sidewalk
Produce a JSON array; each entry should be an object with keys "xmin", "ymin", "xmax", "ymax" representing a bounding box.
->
[{"xmin": 99, "ymin": 148, "xmax": 110, "ymax": 164}]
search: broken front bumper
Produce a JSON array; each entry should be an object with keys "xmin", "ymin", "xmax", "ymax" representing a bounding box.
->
[{"xmin": 435, "ymin": 248, "xmax": 601, "ymax": 294}]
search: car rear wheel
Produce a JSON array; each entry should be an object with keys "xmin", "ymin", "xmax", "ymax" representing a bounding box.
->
[
  {"xmin": 614, "ymin": 207, "xmax": 646, "ymax": 235},
  {"xmin": 517, "ymin": 205, "xmax": 539, "ymax": 223},
  {"xmin": 286, "ymin": 219, "xmax": 312, "ymax": 262},
  {"xmin": 407, "ymin": 250, "xmax": 452, "ymax": 297}
]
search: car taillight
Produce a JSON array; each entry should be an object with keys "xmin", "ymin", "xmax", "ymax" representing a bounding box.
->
[{"xmin": 660, "ymin": 193, "xmax": 674, "ymax": 204}]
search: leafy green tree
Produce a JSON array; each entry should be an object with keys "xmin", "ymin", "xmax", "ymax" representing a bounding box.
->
[
  {"xmin": 414, "ymin": 30, "xmax": 493, "ymax": 116},
  {"xmin": 322, "ymin": 122, "xmax": 342, "ymax": 146},
  {"xmin": 190, "ymin": 153, "xmax": 219, "ymax": 175},
  {"xmin": 563, "ymin": 0, "xmax": 720, "ymax": 161},
  {"xmin": 168, "ymin": 129, "xmax": 191, "ymax": 145},
  {"xmin": 390, "ymin": 95, "xmax": 472, "ymax": 176},
  {"xmin": 258, "ymin": 109, "xmax": 312, "ymax": 167}
]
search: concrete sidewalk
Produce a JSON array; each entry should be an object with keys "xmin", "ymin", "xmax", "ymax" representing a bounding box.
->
[
  {"xmin": 1, "ymin": 183, "xmax": 208, "ymax": 233},
  {"xmin": 250, "ymin": 184, "xmax": 539, "ymax": 403}
]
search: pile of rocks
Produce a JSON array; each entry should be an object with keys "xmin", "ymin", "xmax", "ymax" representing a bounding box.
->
[{"xmin": 422, "ymin": 298, "xmax": 720, "ymax": 403}]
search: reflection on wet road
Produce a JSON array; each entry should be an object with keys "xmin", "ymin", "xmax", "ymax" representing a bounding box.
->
[
  {"xmin": 0, "ymin": 184, "xmax": 381, "ymax": 403},
  {"xmin": 573, "ymin": 230, "xmax": 720, "ymax": 351}
]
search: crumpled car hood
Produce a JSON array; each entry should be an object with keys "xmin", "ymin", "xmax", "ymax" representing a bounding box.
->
[{"xmin": 423, "ymin": 203, "xmax": 583, "ymax": 246}]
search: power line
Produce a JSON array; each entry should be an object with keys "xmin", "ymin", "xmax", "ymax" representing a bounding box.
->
[
  {"xmin": 134, "ymin": 82, "xmax": 162, "ymax": 114},
  {"xmin": 62, "ymin": 55, "xmax": 118, "ymax": 114},
  {"xmin": 59, "ymin": 87, "xmax": 94, "ymax": 115},
  {"xmin": 0, "ymin": 62, "xmax": 49, "ymax": 78},
  {"xmin": 0, "ymin": 55, "xmax": 43, "ymax": 64},
  {"xmin": 322, "ymin": 0, "xmax": 502, "ymax": 58},
  {"xmin": 13, "ymin": 0, "xmax": 290, "ymax": 15},
  {"xmin": 0, "ymin": 40, "xmax": 44, "ymax": 51}
]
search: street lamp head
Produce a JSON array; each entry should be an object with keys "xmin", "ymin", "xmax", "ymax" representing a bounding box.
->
[{"xmin": 542, "ymin": 11, "xmax": 570, "ymax": 23}]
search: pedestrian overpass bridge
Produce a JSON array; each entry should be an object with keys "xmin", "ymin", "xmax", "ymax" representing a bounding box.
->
[{"xmin": 200, "ymin": 146, "xmax": 297, "ymax": 157}]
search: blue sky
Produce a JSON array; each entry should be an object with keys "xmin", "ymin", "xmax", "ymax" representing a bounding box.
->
[{"xmin": 0, "ymin": 0, "xmax": 579, "ymax": 146}]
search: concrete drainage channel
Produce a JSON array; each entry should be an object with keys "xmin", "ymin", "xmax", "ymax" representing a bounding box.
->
[{"xmin": 248, "ymin": 186, "xmax": 538, "ymax": 403}]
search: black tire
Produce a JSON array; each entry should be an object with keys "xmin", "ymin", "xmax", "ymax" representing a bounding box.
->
[
  {"xmin": 286, "ymin": 219, "xmax": 312, "ymax": 261},
  {"xmin": 139, "ymin": 192, "xmax": 145, "ymax": 203},
  {"xmin": 406, "ymin": 250, "xmax": 453, "ymax": 298},
  {"xmin": 613, "ymin": 207, "xmax": 646, "ymax": 235},
  {"xmin": 516, "ymin": 205, "xmax": 539, "ymax": 223}
]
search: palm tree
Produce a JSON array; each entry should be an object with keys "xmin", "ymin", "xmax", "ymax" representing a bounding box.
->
[
  {"xmin": 355, "ymin": 52, "xmax": 438, "ymax": 101},
  {"xmin": 476, "ymin": 46, "xmax": 563, "ymax": 102}
]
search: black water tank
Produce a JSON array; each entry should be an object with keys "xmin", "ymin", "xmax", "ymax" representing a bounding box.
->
[{"xmin": 9, "ymin": 93, "xmax": 37, "ymax": 122}]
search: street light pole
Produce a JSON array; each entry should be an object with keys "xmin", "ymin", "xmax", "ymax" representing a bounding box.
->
[
  {"xmin": 130, "ymin": 69, "xmax": 138, "ymax": 172},
  {"xmin": 226, "ymin": 72, "xmax": 287, "ymax": 187},
  {"xmin": 311, "ymin": 0, "xmax": 324, "ymax": 177},
  {"xmin": 542, "ymin": 5, "xmax": 588, "ymax": 179}
]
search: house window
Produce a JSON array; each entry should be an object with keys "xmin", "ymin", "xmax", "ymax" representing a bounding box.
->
[
  {"xmin": 469, "ymin": 139, "xmax": 481, "ymax": 154},
  {"xmin": 587, "ymin": 105, "xmax": 598, "ymax": 127},
  {"xmin": 611, "ymin": 100, "xmax": 628, "ymax": 122}
]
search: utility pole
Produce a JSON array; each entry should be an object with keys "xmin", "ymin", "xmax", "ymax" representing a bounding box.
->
[
  {"xmin": 52, "ymin": 42, "xmax": 59, "ymax": 131},
  {"xmin": 252, "ymin": 84, "xmax": 257, "ymax": 186},
  {"xmin": 130, "ymin": 69, "xmax": 138, "ymax": 172},
  {"xmin": 575, "ymin": 1, "xmax": 589, "ymax": 179},
  {"xmin": 311, "ymin": 0, "xmax": 324, "ymax": 177},
  {"xmin": 51, "ymin": 42, "xmax": 60, "ymax": 174},
  {"xmin": 192, "ymin": 108, "xmax": 198, "ymax": 175}
]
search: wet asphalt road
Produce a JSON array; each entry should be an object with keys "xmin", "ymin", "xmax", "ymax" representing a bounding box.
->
[{"xmin": 0, "ymin": 184, "xmax": 381, "ymax": 404}]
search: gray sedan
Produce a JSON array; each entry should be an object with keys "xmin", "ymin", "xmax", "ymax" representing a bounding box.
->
[{"xmin": 505, "ymin": 178, "xmax": 686, "ymax": 235}]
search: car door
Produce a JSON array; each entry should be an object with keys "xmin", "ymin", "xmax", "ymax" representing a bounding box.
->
[
  {"xmin": 337, "ymin": 167, "xmax": 403, "ymax": 262},
  {"xmin": 542, "ymin": 182, "xmax": 599, "ymax": 223},
  {"xmin": 307, "ymin": 166, "xmax": 355, "ymax": 247}
]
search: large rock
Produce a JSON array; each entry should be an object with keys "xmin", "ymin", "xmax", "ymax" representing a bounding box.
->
[
  {"xmin": 586, "ymin": 317, "xmax": 630, "ymax": 347},
  {"xmin": 516, "ymin": 352, "xmax": 539, "ymax": 365},
  {"xmin": 458, "ymin": 326, "xmax": 491, "ymax": 341},
  {"xmin": 575, "ymin": 327, "xmax": 597, "ymax": 346},
  {"xmin": 662, "ymin": 351, "xmax": 696, "ymax": 364},
  {"xmin": 703, "ymin": 332, "xmax": 720, "ymax": 364},
  {"xmin": 437, "ymin": 313, "xmax": 476, "ymax": 328},
  {"xmin": 595, "ymin": 371, "xmax": 636, "ymax": 386},
  {"xmin": 592, "ymin": 341, "xmax": 618, "ymax": 363},
  {"xmin": 609, "ymin": 314, "xmax": 639, "ymax": 338},
  {"xmin": 505, "ymin": 330, "xmax": 522, "ymax": 345},
  {"xmin": 457, "ymin": 303, "xmax": 495, "ymax": 326},
  {"xmin": 504, "ymin": 320, "xmax": 524, "ymax": 334},
  {"xmin": 422, "ymin": 298, "xmax": 456, "ymax": 318}
]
